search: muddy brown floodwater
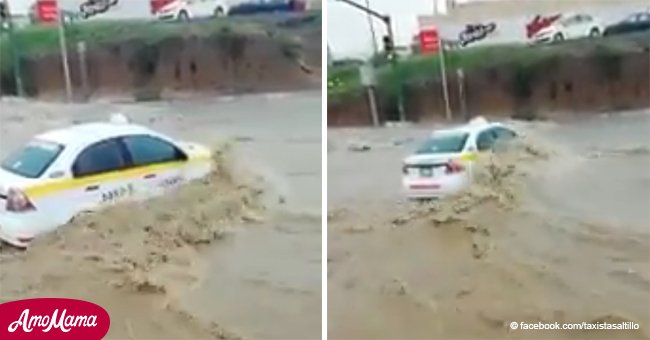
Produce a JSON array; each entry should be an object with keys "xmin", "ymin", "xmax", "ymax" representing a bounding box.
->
[
  {"xmin": 0, "ymin": 91, "xmax": 321, "ymax": 339},
  {"xmin": 328, "ymin": 110, "xmax": 650, "ymax": 339}
]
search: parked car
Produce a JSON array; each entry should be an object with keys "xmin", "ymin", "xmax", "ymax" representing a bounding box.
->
[
  {"xmin": 155, "ymin": 0, "xmax": 229, "ymax": 21},
  {"xmin": 228, "ymin": 0, "xmax": 304, "ymax": 16},
  {"xmin": 531, "ymin": 13, "xmax": 603, "ymax": 43},
  {"xmin": 79, "ymin": 0, "xmax": 119, "ymax": 19},
  {"xmin": 603, "ymin": 11, "xmax": 650, "ymax": 36},
  {"xmin": 0, "ymin": 115, "xmax": 213, "ymax": 248},
  {"xmin": 401, "ymin": 117, "xmax": 517, "ymax": 199}
]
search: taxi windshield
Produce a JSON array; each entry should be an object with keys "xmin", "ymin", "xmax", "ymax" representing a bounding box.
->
[
  {"xmin": 1, "ymin": 140, "xmax": 64, "ymax": 178},
  {"xmin": 415, "ymin": 133, "xmax": 469, "ymax": 154}
]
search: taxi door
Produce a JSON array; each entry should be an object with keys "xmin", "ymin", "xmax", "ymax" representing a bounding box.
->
[
  {"xmin": 69, "ymin": 138, "xmax": 137, "ymax": 213},
  {"xmin": 120, "ymin": 135, "xmax": 188, "ymax": 199}
]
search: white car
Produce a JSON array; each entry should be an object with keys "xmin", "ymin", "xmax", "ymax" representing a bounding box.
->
[
  {"xmin": 156, "ymin": 0, "xmax": 229, "ymax": 21},
  {"xmin": 532, "ymin": 13, "xmax": 603, "ymax": 43},
  {"xmin": 402, "ymin": 118, "xmax": 517, "ymax": 199},
  {"xmin": 0, "ymin": 117, "xmax": 212, "ymax": 248}
]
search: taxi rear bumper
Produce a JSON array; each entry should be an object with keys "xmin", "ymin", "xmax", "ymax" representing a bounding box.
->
[{"xmin": 0, "ymin": 214, "xmax": 35, "ymax": 248}]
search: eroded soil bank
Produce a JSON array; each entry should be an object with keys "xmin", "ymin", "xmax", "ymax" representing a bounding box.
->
[
  {"xmin": 329, "ymin": 34, "xmax": 650, "ymax": 126},
  {"xmin": 0, "ymin": 14, "xmax": 321, "ymax": 101}
]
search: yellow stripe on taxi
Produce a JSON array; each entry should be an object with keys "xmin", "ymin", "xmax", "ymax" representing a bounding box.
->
[
  {"xmin": 459, "ymin": 152, "xmax": 477, "ymax": 162},
  {"xmin": 24, "ymin": 155, "xmax": 211, "ymax": 199}
]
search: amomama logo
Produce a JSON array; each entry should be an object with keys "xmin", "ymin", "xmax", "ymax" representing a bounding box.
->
[{"xmin": 0, "ymin": 298, "xmax": 110, "ymax": 340}]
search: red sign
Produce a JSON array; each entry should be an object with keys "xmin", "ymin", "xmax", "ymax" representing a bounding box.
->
[
  {"xmin": 36, "ymin": 0, "xmax": 58, "ymax": 23},
  {"xmin": 150, "ymin": 0, "xmax": 175, "ymax": 14},
  {"xmin": 419, "ymin": 27, "xmax": 440, "ymax": 54},
  {"xmin": 0, "ymin": 298, "xmax": 111, "ymax": 340}
]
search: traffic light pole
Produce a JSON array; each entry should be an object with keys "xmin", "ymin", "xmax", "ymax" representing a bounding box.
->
[
  {"xmin": 336, "ymin": 0, "xmax": 406, "ymax": 122},
  {"xmin": 363, "ymin": 0, "xmax": 378, "ymax": 56},
  {"xmin": 384, "ymin": 16, "xmax": 406, "ymax": 122},
  {"xmin": 57, "ymin": 6, "xmax": 73, "ymax": 102}
]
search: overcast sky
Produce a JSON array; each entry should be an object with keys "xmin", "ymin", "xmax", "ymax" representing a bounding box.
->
[
  {"xmin": 328, "ymin": 0, "xmax": 438, "ymax": 58},
  {"xmin": 327, "ymin": 0, "xmax": 645, "ymax": 58}
]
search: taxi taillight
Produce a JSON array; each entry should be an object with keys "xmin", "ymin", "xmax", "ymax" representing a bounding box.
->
[
  {"xmin": 445, "ymin": 160, "xmax": 466, "ymax": 174},
  {"xmin": 6, "ymin": 188, "xmax": 35, "ymax": 212}
]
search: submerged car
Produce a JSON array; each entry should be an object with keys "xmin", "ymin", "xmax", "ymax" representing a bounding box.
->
[
  {"xmin": 402, "ymin": 117, "xmax": 517, "ymax": 199},
  {"xmin": 0, "ymin": 116, "xmax": 212, "ymax": 248},
  {"xmin": 603, "ymin": 11, "xmax": 650, "ymax": 36},
  {"xmin": 531, "ymin": 13, "xmax": 603, "ymax": 43}
]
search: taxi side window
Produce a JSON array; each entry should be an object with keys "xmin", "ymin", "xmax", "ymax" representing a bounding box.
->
[
  {"xmin": 123, "ymin": 135, "xmax": 187, "ymax": 167},
  {"xmin": 493, "ymin": 127, "xmax": 517, "ymax": 140},
  {"xmin": 73, "ymin": 139, "xmax": 127, "ymax": 177},
  {"xmin": 476, "ymin": 129, "xmax": 496, "ymax": 151}
]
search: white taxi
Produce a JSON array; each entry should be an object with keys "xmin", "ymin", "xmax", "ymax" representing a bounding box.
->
[
  {"xmin": 402, "ymin": 117, "xmax": 517, "ymax": 199},
  {"xmin": 0, "ymin": 117, "xmax": 212, "ymax": 248},
  {"xmin": 156, "ymin": 0, "xmax": 230, "ymax": 21}
]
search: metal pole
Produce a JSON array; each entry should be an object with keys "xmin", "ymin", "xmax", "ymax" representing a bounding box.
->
[
  {"xmin": 327, "ymin": 43, "xmax": 332, "ymax": 66},
  {"xmin": 457, "ymin": 68, "xmax": 467, "ymax": 120},
  {"xmin": 57, "ymin": 7, "xmax": 73, "ymax": 102},
  {"xmin": 77, "ymin": 41, "xmax": 89, "ymax": 100},
  {"xmin": 336, "ymin": 0, "xmax": 406, "ymax": 122},
  {"xmin": 367, "ymin": 86, "xmax": 379, "ymax": 126},
  {"xmin": 3, "ymin": 0, "xmax": 24, "ymax": 96},
  {"xmin": 439, "ymin": 39, "xmax": 452, "ymax": 120},
  {"xmin": 336, "ymin": 0, "xmax": 385, "ymax": 20},
  {"xmin": 385, "ymin": 16, "xmax": 406, "ymax": 122},
  {"xmin": 360, "ymin": 62, "xmax": 379, "ymax": 126},
  {"xmin": 364, "ymin": 0, "xmax": 378, "ymax": 56}
]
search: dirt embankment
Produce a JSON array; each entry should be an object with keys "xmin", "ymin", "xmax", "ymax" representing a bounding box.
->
[
  {"xmin": 328, "ymin": 37, "xmax": 650, "ymax": 126},
  {"xmin": 0, "ymin": 18, "xmax": 321, "ymax": 100}
]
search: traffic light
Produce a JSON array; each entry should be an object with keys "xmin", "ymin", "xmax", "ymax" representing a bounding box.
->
[
  {"xmin": 382, "ymin": 35, "xmax": 394, "ymax": 55},
  {"xmin": 0, "ymin": 2, "xmax": 8, "ymax": 21}
]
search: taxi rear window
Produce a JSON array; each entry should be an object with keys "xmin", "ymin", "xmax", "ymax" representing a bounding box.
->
[
  {"xmin": 1, "ymin": 140, "xmax": 64, "ymax": 178},
  {"xmin": 415, "ymin": 133, "xmax": 469, "ymax": 154}
]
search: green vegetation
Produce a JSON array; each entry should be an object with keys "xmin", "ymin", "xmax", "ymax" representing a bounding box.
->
[{"xmin": 328, "ymin": 32, "xmax": 650, "ymax": 104}]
